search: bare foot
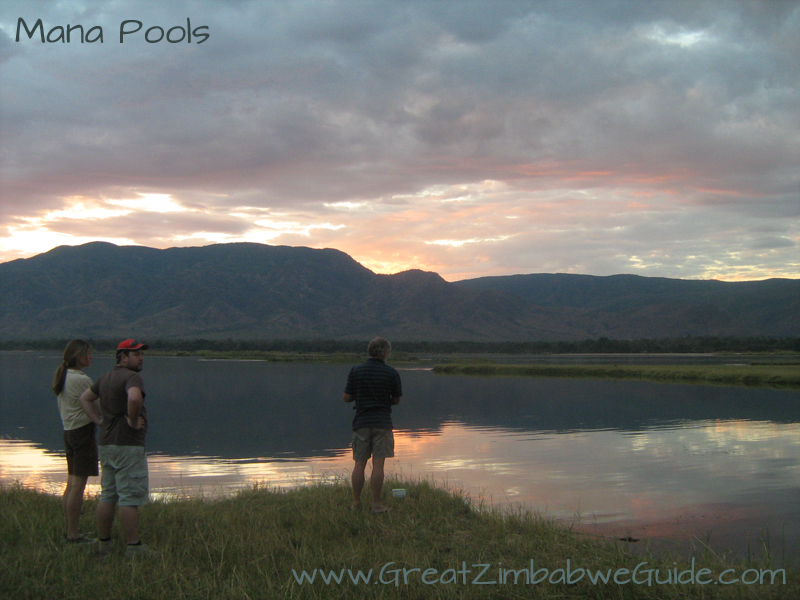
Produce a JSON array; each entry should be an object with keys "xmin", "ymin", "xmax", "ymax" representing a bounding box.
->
[
  {"xmin": 370, "ymin": 505, "xmax": 389, "ymax": 514},
  {"xmin": 350, "ymin": 502, "xmax": 362, "ymax": 511}
]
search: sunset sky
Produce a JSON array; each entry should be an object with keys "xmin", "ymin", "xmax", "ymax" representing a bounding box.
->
[{"xmin": 1, "ymin": 1, "xmax": 798, "ymax": 281}]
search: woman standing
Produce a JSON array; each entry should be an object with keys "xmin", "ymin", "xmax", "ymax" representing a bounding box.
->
[{"xmin": 53, "ymin": 339, "xmax": 98, "ymax": 543}]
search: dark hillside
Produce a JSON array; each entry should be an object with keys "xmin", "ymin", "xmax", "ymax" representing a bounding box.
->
[
  {"xmin": 456, "ymin": 273, "xmax": 800, "ymax": 338},
  {"xmin": 1, "ymin": 243, "xmax": 797, "ymax": 340}
]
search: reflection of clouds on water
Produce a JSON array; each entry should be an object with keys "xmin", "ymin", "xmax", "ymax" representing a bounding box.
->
[
  {"xmin": 0, "ymin": 439, "xmax": 355, "ymax": 499},
  {"xmin": 4, "ymin": 351, "xmax": 799, "ymax": 561},
  {"xmin": 4, "ymin": 420, "xmax": 800, "ymax": 510},
  {"xmin": 0, "ymin": 439, "xmax": 85, "ymax": 495},
  {"xmin": 397, "ymin": 420, "xmax": 800, "ymax": 552},
  {"xmin": 3, "ymin": 418, "xmax": 800, "ymax": 556}
]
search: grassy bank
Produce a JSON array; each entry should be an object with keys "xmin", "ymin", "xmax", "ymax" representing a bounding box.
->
[
  {"xmin": 166, "ymin": 350, "xmax": 369, "ymax": 362},
  {"xmin": 1, "ymin": 481, "xmax": 795, "ymax": 599},
  {"xmin": 114, "ymin": 350, "xmax": 414, "ymax": 363},
  {"xmin": 433, "ymin": 363, "xmax": 800, "ymax": 389}
]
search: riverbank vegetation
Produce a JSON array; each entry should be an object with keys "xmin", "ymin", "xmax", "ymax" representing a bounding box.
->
[
  {"xmin": 1, "ymin": 480, "xmax": 795, "ymax": 599},
  {"xmin": 434, "ymin": 363, "xmax": 800, "ymax": 389},
  {"xmin": 2, "ymin": 335, "xmax": 798, "ymax": 355}
]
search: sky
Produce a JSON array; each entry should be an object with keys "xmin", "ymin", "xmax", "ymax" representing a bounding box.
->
[{"xmin": 1, "ymin": 0, "xmax": 798, "ymax": 282}]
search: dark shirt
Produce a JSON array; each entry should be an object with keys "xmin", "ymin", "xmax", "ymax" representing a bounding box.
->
[
  {"xmin": 90, "ymin": 366, "xmax": 147, "ymax": 446},
  {"xmin": 345, "ymin": 358, "xmax": 402, "ymax": 430}
]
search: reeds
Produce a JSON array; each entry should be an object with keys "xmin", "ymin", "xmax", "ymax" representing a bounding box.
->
[{"xmin": 433, "ymin": 363, "xmax": 800, "ymax": 388}]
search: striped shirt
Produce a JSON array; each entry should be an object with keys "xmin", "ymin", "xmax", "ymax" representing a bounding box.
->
[{"xmin": 345, "ymin": 358, "xmax": 403, "ymax": 430}]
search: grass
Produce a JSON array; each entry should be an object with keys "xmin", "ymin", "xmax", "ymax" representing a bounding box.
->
[
  {"xmin": 1, "ymin": 480, "xmax": 796, "ymax": 599},
  {"xmin": 433, "ymin": 363, "xmax": 800, "ymax": 389},
  {"xmin": 145, "ymin": 350, "xmax": 364, "ymax": 363},
  {"xmin": 145, "ymin": 350, "xmax": 416, "ymax": 363}
]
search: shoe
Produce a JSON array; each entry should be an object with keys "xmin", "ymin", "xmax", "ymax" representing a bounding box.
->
[{"xmin": 67, "ymin": 534, "xmax": 97, "ymax": 545}]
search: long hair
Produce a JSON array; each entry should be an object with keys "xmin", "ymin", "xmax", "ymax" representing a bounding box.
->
[{"xmin": 52, "ymin": 339, "xmax": 93, "ymax": 396}]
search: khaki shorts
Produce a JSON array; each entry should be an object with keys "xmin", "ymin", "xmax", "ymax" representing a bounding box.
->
[
  {"xmin": 64, "ymin": 422, "xmax": 99, "ymax": 478},
  {"xmin": 98, "ymin": 445, "xmax": 149, "ymax": 506},
  {"xmin": 352, "ymin": 428, "xmax": 394, "ymax": 462}
]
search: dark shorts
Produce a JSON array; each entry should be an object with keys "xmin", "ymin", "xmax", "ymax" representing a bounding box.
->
[
  {"xmin": 352, "ymin": 428, "xmax": 394, "ymax": 462},
  {"xmin": 64, "ymin": 422, "xmax": 99, "ymax": 478}
]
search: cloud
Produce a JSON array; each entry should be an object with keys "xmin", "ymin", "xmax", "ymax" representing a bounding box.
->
[{"xmin": 1, "ymin": 0, "xmax": 798, "ymax": 280}]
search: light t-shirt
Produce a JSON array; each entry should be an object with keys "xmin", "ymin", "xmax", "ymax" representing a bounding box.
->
[{"xmin": 56, "ymin": 369, "xmax": 93, "ymax": 430}]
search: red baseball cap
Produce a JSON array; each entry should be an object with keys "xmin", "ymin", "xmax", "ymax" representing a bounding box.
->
[{"xmin": 117, "ymin": 339, "xmax": 149, "ymax": 351}]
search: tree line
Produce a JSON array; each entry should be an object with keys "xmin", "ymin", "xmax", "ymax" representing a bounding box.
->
[{"xmin": 2, "ymin": 336, "xmax": 799, "ymax": 354}]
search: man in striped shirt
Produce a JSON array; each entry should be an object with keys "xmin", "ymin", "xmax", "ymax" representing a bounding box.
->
[{"xmin": 343, "ymin": 337, "xmax": 403, "ymax": 514}]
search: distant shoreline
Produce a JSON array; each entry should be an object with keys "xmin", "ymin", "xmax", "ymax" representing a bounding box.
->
[
  {"xmin": 5, "ymin": 348, "xmax": 799, "ymax": 388},
  {"xmin": 433, "ymin": 363, "xmax": 800, "ymax": 389},
  {"xmin": 3, "ymin": 347, "xmax": 799, "ymax": 371},
  {"xmin": 2, "ymin": 335, "xmax": 799, "ymax": 357}
]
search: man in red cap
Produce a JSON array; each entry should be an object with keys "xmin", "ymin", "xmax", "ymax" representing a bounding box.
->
[{"xmin": 80, "ymin": 339, "xmax": 151, "ymax": 557}]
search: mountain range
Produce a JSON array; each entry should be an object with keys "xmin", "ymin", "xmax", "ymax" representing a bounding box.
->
[{"xmin": 0, "ymin": 242, "xmax": 797, "ymax": 341}]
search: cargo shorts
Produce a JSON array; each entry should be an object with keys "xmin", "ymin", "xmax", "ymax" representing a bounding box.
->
[
  {"xmin": 352, "ymin": 428, "xmax": 394, "ymax": 462},
  {"xmin": 98, "ymin": 445, "xmax": 149, "ymax": 506}
]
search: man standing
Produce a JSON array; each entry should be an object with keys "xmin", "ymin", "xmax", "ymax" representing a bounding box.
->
[
  {"xmin": 80, "ymin": 339, "xmax": 150, "ymax": 556},
  {"xmin": 343, "ymin": 337, "xmax": 402, "ymax": 514}
]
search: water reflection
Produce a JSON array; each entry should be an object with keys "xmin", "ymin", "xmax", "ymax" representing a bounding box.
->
[
  {"xmin": 4, "ymin": 418, "xmax": 800, "ymax": 556},
  {"xmin": 2, "ymin": 352, "xmax": 799, "ymax": 557}
]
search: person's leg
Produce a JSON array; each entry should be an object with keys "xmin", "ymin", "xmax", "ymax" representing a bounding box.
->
[
  {"xmin": 118, "ymin": 506, "xmax": 140, "ymax": 544},
  {"xmin": 63, "ymin": 433, "xmax": 76, "ymax": 536},
  {"xmin": 351, "ymin": 461, "xmax": 368, "ymax": 507},
  {"xmin": 367, "ymin": 429, "xmax": 393, "ymax": 513},
  {"xmin": 112, "ymin": 446, "xmax": 148, "ymax": 545},
  {"xmin": 370, "ymin": 456, "xmax": 387, "ymax": 512},
  {"xmin": 62, "ymin": 479, "xmax": 72, "ymax": 535},
  {"xmin": 63, "ymin": 426, "xmax": 95, "ymax": 539},
  {"xmin": 97, "ymin": 500, "xmax": 116, "ymax": 539},
  {"xmin": 97, "ymin": 445, "xmax": 117, "ymax": 540},
  {"xmin": 351, "ymin": 429, "xmax": 373, "ymax": 509},
  {"xmin": 64, "ymin": 475, "xmax": 88, "ymax": 539}
]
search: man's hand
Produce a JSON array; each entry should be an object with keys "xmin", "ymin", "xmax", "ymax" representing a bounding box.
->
[
  {"xmin": 343, "ymin": 393, "xmax": 354, "ymax": 403},
  {"xmin": 126, "ymin": 415, "xmax": 146, "ymax": 430}
]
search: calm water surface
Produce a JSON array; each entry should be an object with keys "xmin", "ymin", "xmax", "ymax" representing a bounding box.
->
[{"xmin": 2, "ymin": 351, "xmax": 799, "ymax": 559}]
